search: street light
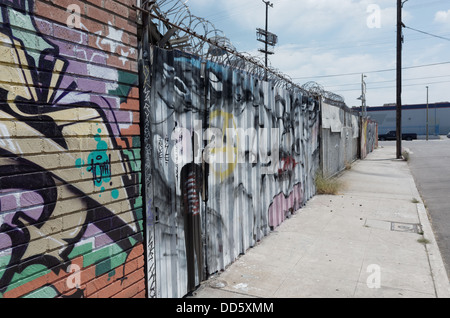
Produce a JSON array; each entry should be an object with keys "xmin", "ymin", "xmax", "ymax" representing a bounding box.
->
[
  {"xmin": 257, "ymin": 0, "xmax": 276, "ymax": 81},
  {"xmin": 357, "ymin": 74, "xmax": 367, "ymax": 117}
]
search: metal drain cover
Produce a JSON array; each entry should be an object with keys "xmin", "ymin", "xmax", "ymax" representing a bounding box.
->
[
  {"xmin": 365, "ymin": 219, "xmax": 421, "ymax": 234},
  {"xmin": 391, "ymin": 222, "xmax": 421, "ymax": 234}
]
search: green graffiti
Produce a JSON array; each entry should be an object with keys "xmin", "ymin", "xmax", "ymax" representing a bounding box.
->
[
  {"xmin": 111, "ymin": 189, "xmax": 119, "ymax": 199},
  {"xmin": 75, "ymin": 158, "xmax": 84, "ymax": 169},
  {"xmin": 108, "ymin": 70, "xmax": 138, "ymax": 103},
  {"xmin": 4, "ymin": 264, "xmax": 50, "ymax": 295},
  {"xmin": 0, "ymin": 254, "xmax": 11, "ymax": 285},
  {"xmin": 75, "ymin": 130, "xmax": 118, "ymax": 199},
  {"xmin": 87, "ymin": 133, "xmax": 111, "ymax": 188},
  {"xmin": 6, "ymin": 2, "xmax": 55, "ymax": 67},
  {"xmin": 22, "ymin": 285, "xmax": 58, "ymax": 298}
]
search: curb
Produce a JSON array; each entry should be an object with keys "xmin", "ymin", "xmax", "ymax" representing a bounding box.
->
[
  {"xmin": 404, "ymin": 146, "xmax": 450, "ymax": 298},
  {"xmin": 416, "ymin": 203, "xmax": 450, "ymax": 298}
]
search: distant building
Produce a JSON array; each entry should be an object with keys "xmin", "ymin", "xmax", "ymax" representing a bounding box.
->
[{"xmin": 354, "ymin": 102, "xmax": 450, "ymax": 136}]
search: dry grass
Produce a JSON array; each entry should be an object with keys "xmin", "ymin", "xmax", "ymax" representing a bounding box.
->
[
  {"xmin": 402, "ymin": 150, "xmax": 410, "ymax": 161},
  {"xmin": 315, "ymin": 173, "xmax": 342, "ymax": 195}
]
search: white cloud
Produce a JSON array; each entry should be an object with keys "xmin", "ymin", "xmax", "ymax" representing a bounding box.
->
[
  {"xmin": 268, "ymin": 43, "xmax": 396, "ymax": 106},
  {"xmin": 435, "ymin": 10, "xmax": 450, "ymax": 24},
  {"xmin": 186, "ymin": 0, "xmax": 450, "ymax": 106}
]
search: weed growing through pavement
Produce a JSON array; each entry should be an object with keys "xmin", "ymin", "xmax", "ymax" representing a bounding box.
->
[
  {"xmin": 402, "ymin": 151, "xmax": 409, "ymax": 161},
  {"xmin": 417, "ymin": 237, "xmax": 430, "ymax": 244},
  {"xmin": 417, "ymin": 237, "xmax": 430, "ymax": 245},
  {"xmin": 315, "ymin": 173, "xmax": 342, "ymax": 195}
]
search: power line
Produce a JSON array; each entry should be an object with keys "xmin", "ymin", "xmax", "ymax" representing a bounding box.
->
[
  {"xmin": 325, "ymin": 74, "xmax": 450, "ymax": 88},
  {"xmin": 405, "ymin": 25, "xmax": 450, "ymax": 42},
  {"xmin": 333, "ymin": 79, "xmax": 450, "ymax": 92},
  {"xmin": 282, "ymin": 27, "xmax": 449, "ymax": 54},
  {"xmin": 292, "ymin": 61, "xmax": 450, "ymax": 80}
]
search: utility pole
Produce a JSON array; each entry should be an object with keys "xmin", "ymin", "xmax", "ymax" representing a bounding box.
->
[
  {"xmin": 357, "ymin": 74, "xmax": 367, "ymax": 117},
  {"xmin": 263, "ymin": 0, "xmax": 272, "ymax": 81},
  {"xmin": 362, "ymin": 74, "xmax": 367, "ymax": 117},
  {"xmin": 396, "ymin": 0, "xmax": 407, "ymax": 159},
  {"xmin": 257, "ymin": 0, "xmax": 276, "ymax": 82},
  {"xmin": 426, "ymin": 86, "xmax": 429, "ymax": 141},
  {"xmin": 434, "ymin": 88, "xmax": 437, "ymax": 136}
]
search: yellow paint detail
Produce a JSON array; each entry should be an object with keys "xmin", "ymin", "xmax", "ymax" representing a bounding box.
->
[{"xmin": 209, "ymin": 110, "xmax": 239, "ymax": 181}]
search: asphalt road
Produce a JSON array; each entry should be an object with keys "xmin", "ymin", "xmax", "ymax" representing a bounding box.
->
[{"xmin": 381, "ymin": 138, "xmax": 450, "ymax": 279}]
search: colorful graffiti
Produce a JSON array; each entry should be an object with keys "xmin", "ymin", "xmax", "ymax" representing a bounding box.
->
[
  {"xmin": 0, "ymin": 0, "xmax": 144, "ymax": 298},
  {"xmin": 361, "ymin": 117, "xmax": 378, "ymax": 159},
  {"xmin": 144, "ymin": 47, "xmax": 320, "ymax": 298}
]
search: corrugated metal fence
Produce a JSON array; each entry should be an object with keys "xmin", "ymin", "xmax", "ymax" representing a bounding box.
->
[
  {"xmin": 144, "ymin": 47, "xmax": 321, "ymax": 298},
  {"xmin": 320, "ymin": 102, "xmax": 360, "ymax": 178}
]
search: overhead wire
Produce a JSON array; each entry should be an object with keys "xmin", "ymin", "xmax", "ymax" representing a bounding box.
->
[
  {"xmin": 333, "ymin": 80, "xmax": 450, "ymax": 93},
  {"xmin": 324, "ymin": 74, "xmax": 450, "ymax": 89},
  {"xmin": 291, "ymin": 61, "xmax": 450, "ymax": 80},
  {"xmin": 404, "ymin": 25, "xmax": 450, "ymax": 42},
  {"xmin": 146, "ymin": 0, "xmax": 450, "ymax": 105}
]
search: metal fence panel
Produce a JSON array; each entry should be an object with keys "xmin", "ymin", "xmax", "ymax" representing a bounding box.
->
[{"xmin": 144, "ymin": 47, "xmax": 320, "ymax": 298}]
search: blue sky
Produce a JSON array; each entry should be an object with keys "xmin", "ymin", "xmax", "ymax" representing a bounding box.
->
[{"xmin": 181, "ymin": 0, "xmax": 450, "ymax": 107}]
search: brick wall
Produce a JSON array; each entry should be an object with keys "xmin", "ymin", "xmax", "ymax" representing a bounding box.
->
[{"xmin": 0, "ymin": 0, "xmax": 145, "ymax": 298}]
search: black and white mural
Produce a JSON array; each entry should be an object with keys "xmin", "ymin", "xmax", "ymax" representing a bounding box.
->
[{"xmin": 144, "ymin": 47, "xmax": 320, "ymax": 298}]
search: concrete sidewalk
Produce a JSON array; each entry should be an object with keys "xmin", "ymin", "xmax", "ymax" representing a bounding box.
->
[{"xmin": 190, "ymin": 145, "xmax": 450, "ymax": 298}]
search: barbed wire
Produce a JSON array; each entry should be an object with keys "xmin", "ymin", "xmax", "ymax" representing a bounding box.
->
[
  {"xmin": 301, "ymin": 81, "xmax": 346, "ymax": 106},
  {"xmin": 143, "ymin": 0, "xmax": 345, "ymax": 104}
]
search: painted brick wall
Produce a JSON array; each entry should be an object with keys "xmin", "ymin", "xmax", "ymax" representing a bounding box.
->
[{"xmin": 0, "ymin": 0, "xmax": 145, "ymax": 298}]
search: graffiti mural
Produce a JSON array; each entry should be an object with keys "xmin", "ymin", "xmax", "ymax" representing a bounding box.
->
[
  {"xmin": 0, "ymin": 0, "xmax": 144, "ymax": 298},
  {"xmin": 361, "ymin": 117, "xmax": 378, "ymax": 159},
  {"xmin": 144, "ymin": 47, "xmax": 320, "ymax": 298}
]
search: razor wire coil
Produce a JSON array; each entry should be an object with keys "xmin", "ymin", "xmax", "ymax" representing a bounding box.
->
[{"xmin": 142, "ymin": 0, "xmax": 345, "ymax": 105}]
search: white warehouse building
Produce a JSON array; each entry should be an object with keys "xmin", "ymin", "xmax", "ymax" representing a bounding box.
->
[{"xmin": 361, "ymin": 103, "xmax": 450, "ymax": 137}]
